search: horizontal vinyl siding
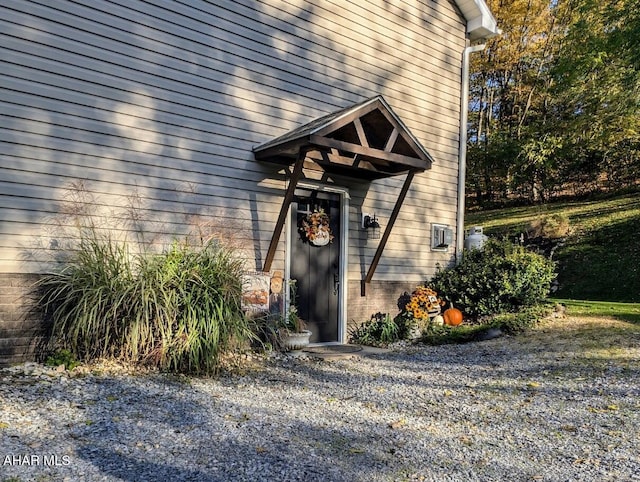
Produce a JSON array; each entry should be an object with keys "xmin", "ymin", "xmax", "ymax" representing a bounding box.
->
[
  {"xmin": 0, "ymin": 0, "xmax": 465, "ymax": 281},
  {"xmin": 346, "ymin": 172, "xmax": 458, "ymax": 283},
  {"xmin": 3, "ymin": 0, "xmax": 462, "ymax": 126},
  {"xmin": 2, "ymin": 0, "xmax": 465, "ymax": 148}
]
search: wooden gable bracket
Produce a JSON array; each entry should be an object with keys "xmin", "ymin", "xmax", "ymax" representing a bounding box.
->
[
  {"xmin": 308, "ymin": 135, "xmax": 427, "ymax": 172},
  {"xmin": 361, "ymin": 169, "xmax": 417, "ymax": 296},
  {"xmin": 262, "ymin": 150, "xmax": 306, "ymax": 273}
]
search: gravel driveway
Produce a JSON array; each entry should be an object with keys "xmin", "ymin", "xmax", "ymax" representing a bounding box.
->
[{"xmin": 2, "ymin": 316, "xmax": 639, "ymax": 482}]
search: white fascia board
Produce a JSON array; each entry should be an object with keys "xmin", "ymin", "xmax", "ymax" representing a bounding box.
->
[{"xmin": 454, "ymin": 0, "xmax": 500, "ymax": 41}]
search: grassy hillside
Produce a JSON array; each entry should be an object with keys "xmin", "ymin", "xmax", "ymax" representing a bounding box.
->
[{"xmin": 465, "ymin": 192, "xmax": 640, "ymax": 303}]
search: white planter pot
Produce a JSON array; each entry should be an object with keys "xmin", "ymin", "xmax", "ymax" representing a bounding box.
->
[{"xmin": 282, "ymin": 330, "xmax": 312, "ymax": 352}]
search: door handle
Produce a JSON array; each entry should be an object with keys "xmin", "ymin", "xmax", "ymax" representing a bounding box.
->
[{"xmin": 333, "ymin": 273, "xmax": 340, "ymax": 295}]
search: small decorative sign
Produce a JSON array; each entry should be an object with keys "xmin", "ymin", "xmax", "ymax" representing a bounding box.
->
[
  {"xmin": 270, "ymin": 270, "xmax": 283, "ymax": 294},
  {"xmin": 241, "ymin": 272, "xmax": 270, "ymax": 312}
]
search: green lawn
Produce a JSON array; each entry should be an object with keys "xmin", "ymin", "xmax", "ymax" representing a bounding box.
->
[
  {"xmin": 552, "ymin": 299, "xmax": 640, "ymax": 324},
  {"xmin": 466, "ymin": 192, "xmax": 640, "ymax": 303}
]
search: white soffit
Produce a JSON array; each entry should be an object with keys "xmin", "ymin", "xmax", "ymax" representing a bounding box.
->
[{"xmin": 454, "ymin": 0, "xmax": 500, "ymax": 41}]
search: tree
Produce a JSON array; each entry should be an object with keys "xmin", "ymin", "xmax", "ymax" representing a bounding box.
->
[
  {"xmin": 551, "ymin": 0, "xmax": 640, "ymax": 190},
  {"xmin": 468, "ymin": 0, "xmax": 640, "ymax": 205},
  {"xmin": 468, "ymin": 0, "xmax": 563, "ymax": 204}
]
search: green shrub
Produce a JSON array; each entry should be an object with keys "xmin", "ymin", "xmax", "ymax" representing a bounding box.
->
[
  {"xmin": 45, "ymin": 348, "xmax": 79, "ymax": 371},
  {"xmin": 528, "ymin": 213, "xmax": 570, "ymax": 239},
  {"xmin": 420, "ymin": 324, "xmax": 485, "ymax": 345},
  {"xmin": 420, "ymin": 305, "xmax": 551, "ymax": 345},
  {"xmin": 38, "ymin": 232, "xmax": 251, "ymax": 375},
  {"xmin": 349, "ymin": 312, "xmax": 400, "ymax": 347},
  {"xmin": 490, "ymin": 304, "xmax": 552, "ymax": 334},
  {"xmin": 430, "ymin": 238, "xmax": 556, "ymax": 318}
]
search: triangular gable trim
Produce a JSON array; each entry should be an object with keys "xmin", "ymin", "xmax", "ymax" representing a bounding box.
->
[{"xmin": 253, "ymin": 95, "xmax": 433, "ymax": 179}]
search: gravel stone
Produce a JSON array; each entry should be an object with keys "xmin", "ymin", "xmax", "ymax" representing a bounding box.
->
[{"xmin": 1, "ymin": 330, "xmax": 639, "ymax": 481}]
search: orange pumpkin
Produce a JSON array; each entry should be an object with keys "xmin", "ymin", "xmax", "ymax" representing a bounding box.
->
[{"xmin": 443, "ymin": 307, "xmax": 463, "ymax": 326}]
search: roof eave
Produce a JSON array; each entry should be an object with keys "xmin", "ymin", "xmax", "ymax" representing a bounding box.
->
[
  {"xmin": 467, "ymin": 16, "xmax": 500, "ymax": 41},
  {"xmin": 454, "ymin": 0, "xmax": 500, "ymax": 41}
]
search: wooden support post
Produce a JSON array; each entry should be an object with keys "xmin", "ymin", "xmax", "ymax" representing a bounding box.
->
[
  {"xmin": 361, "ymin": 169, "xmax": 416, "ymax": 295},
  {"xmin": 262, "ymin": 152, "xmax": 306, "ymax": 273}
]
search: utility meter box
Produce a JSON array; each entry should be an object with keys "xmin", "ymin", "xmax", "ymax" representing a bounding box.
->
[{"xmin": 431, "ymin": 224, "xmax": 453, "ymax": 251}]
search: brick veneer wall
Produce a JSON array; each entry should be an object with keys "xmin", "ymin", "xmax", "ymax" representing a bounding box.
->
[
  {"xmin": 0, "ymin": 273, "xmax": 49, "ymax": 366},
  {"xmin": 346, "ymin": 280, "xmax": 417, "ymax": 335}
]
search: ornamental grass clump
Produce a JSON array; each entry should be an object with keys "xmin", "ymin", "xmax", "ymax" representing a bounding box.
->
[
  {"xmin": 37, "ymin": 233, "xmax": 135, "ymax": 361},
  {"xmin": 132, "ymin": 240, "xmax": 250, "ymax": 374},
  {"xmin": 38, "ymin": 232, "xmax": 251, "ymax": 375}
]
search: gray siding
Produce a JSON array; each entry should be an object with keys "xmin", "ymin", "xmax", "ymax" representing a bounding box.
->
[{"xmin": 1, "ymin": 0, "xmax": 465, "ymax": 281}]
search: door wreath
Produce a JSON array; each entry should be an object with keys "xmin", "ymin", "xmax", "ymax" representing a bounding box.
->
[{"xmin": 299, "ymin": 209, "xmax": 334, "ymax": 246}]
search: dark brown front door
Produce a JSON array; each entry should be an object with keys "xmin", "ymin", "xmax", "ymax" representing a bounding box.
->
[{"xmin": 290, "ymin": 189, "xmax": 340, "ymax": 343}]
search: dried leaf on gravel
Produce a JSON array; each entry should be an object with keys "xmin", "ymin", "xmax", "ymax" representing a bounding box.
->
[{"xmin": 388, "ymin": 419, "xmax": 407, "ymax": 429}]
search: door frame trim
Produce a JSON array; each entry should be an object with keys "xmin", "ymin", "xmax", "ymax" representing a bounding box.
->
[{"xmin": 285, "ymin": 182, "xmax": 349, "ymax": 344}]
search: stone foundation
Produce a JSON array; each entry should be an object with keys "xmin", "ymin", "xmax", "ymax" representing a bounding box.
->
[{"xmin": 0, "ymin": 273, "xmax": 49, "ymax": 366}]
